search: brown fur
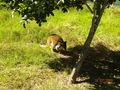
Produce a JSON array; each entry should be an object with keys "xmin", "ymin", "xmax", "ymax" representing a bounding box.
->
[{"xmin": 47, "ymin": 34, "xmax": 66, "ymax": 52}]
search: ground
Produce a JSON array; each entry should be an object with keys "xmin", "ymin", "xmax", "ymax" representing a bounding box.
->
[{"xmin": 0, "ymin": 6, "xmax": 120, "ymax": 90}]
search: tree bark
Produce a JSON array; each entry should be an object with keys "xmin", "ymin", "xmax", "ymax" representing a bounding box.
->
[{"xmin": 68, "ymin": 0, "xmax": 107, "ymax": 84}]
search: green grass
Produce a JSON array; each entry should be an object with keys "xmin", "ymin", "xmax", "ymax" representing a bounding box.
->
[{"xmin": 0, "ymin": 5, "xmax": 120, "ymax": 90}]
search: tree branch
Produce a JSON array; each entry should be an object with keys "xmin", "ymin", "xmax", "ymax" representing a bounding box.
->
[{"xmin": 85, "ymin": 3, "xmax": 93, "ymax": 14}]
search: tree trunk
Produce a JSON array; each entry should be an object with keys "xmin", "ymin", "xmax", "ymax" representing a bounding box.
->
[{"xmin": 68, "ymin": 0, "xmax": 107, "ymax": 84}]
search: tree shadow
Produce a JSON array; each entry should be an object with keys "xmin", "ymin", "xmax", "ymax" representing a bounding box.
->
[{"xmin": 47, "ymin": 43, "xmax": 120, "ymax": 89}]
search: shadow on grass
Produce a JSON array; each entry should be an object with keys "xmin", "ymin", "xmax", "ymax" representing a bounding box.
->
[{"xmin": 47, "ymin": 43, "xmax": 120, "ymax": 89}]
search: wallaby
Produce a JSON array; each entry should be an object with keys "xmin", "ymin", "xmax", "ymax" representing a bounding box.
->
[{"xmin": 47, "ymin": 34, "xmax": 66, "ymax": 52}]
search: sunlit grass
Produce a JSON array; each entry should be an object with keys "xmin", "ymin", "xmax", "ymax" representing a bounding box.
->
[{"xmin": 0, "ymin": 6, "xmax": 120, "ymax": 89}]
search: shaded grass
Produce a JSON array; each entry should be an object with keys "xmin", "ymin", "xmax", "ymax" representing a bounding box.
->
[{"xmin": 48, "ymin": 43, "xmax": 120, "ymax": 90}]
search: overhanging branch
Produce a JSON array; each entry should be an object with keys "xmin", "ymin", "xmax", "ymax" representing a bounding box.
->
[{"xmin": 85, "ymin": 3, "xmax": 93, "ymax": 14}]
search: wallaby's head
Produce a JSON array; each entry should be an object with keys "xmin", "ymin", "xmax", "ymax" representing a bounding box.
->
[
  {"xmin": 55, "ymin": 41, "xmax": 66, "ymax": 52},
  {"xmin": 62, "ymin": 41, "xmax": 66, "ymax": 51}
]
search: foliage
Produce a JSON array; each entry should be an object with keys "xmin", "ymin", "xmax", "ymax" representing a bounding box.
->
[
  {"xmin": 0, "ymin": 0, "xmax": 119, "ymax": 27},
  {"xmin": 0, "ymin": 0, "xmax": 84, "ymax": 27}
]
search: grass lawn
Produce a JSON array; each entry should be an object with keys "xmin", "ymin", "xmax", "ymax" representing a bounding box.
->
[{"xmin": 0, "ymin": 5, "xmax": 120, "ymax": 90}]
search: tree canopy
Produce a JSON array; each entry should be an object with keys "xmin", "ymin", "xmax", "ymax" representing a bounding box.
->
[{"xmin": 0, "ymin": 0, "xmax": 118, "ymax": 27}]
